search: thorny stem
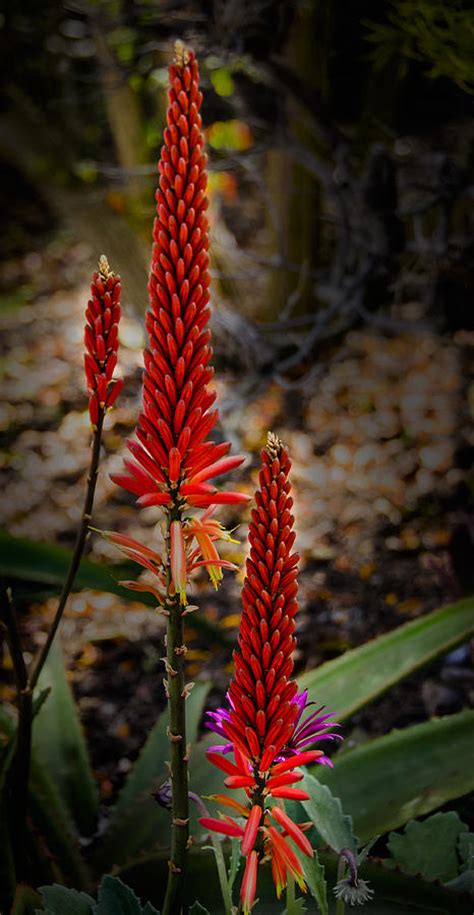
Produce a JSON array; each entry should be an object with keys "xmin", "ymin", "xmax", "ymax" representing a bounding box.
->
[
  {"xmin": 30, "ymin": 411, "xmax": 104, "ymax": 689},
  {"xmin": 0, "ymin": 585, "xmax": 32, "ymax": 881},
  {"xmin": 162, "ymin": 503, "xmax": 189, "ymax": 915}
]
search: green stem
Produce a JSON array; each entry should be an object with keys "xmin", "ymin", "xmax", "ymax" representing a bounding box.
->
[
  {"xmin": 335, "ymin": 854, "xmax": 346, "ymax": 915},
  {"xmin": 30, "ymin": 412, "xmax": 104, "ymax": 689},
  {"xmin": 162, "ymin": 506, "xmax": 189, "ymax": 915},
  {"xmin": 286, "ymin": 873, "xmax": 296, "ymax": 914}
]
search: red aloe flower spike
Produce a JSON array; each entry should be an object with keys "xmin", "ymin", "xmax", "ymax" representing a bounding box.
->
[
  {"xmin": 84, "ymin": 255, "xmax": 122, "ymax": 426},
  {"xmin": 201, "ymin": 434, "xmax": 344, "ymax": 907},
  {"xmin": 112, "ymin": 42, "xmax": 249, "ymax": 516},
  {"xmin": 223, "ymin": 432, "xmax": 299, "ymax": 763}
]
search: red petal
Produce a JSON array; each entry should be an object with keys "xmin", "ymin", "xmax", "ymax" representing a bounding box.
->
[
  {"xmin": 270, "ymin": 807, "xmax": 314, "ymax": 858},
  {"xmin": 138, "ymin": 492, "xmax": 172, "ymax": 506},
  {"xmin": 199, "ymin": 817, "xmax": 244, "ymax": 838},
  {"xmin": 269, "ymin": 787, "xmax": 310, "ymax": 801},
  {"xmin": 189, "ymin": 455, "xmax": 245, "ymax": 485},
  {"xmin": 270, "ymin": 750, "xmax": 324, "ymax": 775}
]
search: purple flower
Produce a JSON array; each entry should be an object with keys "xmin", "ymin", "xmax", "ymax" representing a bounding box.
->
[
  {"xmin": 206, "ymin": 688, "xmax": 341, "ymax": 765},
  {"xmin": 281, "ymin": 689, "xmax": 342, "ymax": 766}
]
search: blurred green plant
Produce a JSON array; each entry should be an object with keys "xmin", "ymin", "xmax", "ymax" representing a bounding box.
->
[{"xmin": 364, "ymin": 0, "xmax": 474, "ymax": 93}]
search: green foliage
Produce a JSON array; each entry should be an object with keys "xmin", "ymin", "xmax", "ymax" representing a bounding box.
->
[
  {"xmin": 299, "ymin": 597, "xmax": 474, "ymax": 720},
  {"xmin": 118, "ymin": 846, "xmax": 474, "ymax": 914},
  {"xmin": 387, "ymin": 812, "xmax": 468, "ymax": 882},
  {"xmin": 365, "ymin": 1, "xmax": 474, "ymax": 93},
  {"xmin": 209, "ymin": 68, "xmax": 235, "ymax": 97},
  {"xmin": 317, "ymin": 709, "xmax": 474, "ymax": 842},
  {"xmin": 227, "ymin": 838, "xmax": 241, "ymax": 894},
  {"xmin": 28, "ymin": 757, "xmax": 92, "ymax": 889},
  {"xmin": 36, "ymin": 885, "xmax": 94, "ymax": 915},
  {"xmin": 93, "ymin": 875, "xmax": 159, "ymax": 915},
  {"xmin": 189, "ymin": 904, "xmax": 211, "ymax": 915},
  {"xmin": 33, "ymin": 640, "xmax": 98, "ymax": 836},
  {"xmin": 0, "ymin": 532, "xmax": 227, "ymax": 643},
  {"xmin": 283, "ymin": 899, "xmax": 306, "ymax": 914},
  {"xmin": 299, "ymin": 772, "xmax": 357, "ymax": 853},
  {"xmin": 459, "ymin": 831, "xmax": 474, "ymax": 872},
  {"xmin": 206, "ymin": 120, "xmax": 252, "ymax": 151},
  {"xmin": 92, "ymin": 683, "xmax": 210, "ymax": 872},
  {"xmin": 35, "ymin": 877, "xmax": 160, "ymax": 915},
  {"xmin": 301, "ymin": 852, "xmax": 327, "ymax": 915}
]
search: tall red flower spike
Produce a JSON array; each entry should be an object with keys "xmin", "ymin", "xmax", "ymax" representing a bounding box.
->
[
  {"xmin": 111, "ymin": 41, "xmax": 247, "ymax": 531},
  {"xmin": 200, "ymin": 434, "xmax": 339, "ymax": 912},
  {"xmin": 84, "ymin": 255, "xmax": 123, "ymax": 427}
]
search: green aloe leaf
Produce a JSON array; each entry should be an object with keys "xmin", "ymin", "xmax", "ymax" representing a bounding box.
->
[
  {"xmin": 299, "ymin": 597, "xmax": 474, "ymax": 720},
  {"xmin": 93, "ymin": 682, "xmax": 210, "ymax": 871},
  {"xmin": 317, "ymin": 709, "xmax": 474, "ymax": 842},
  {"xmin": 0, "ymin": 532, "xmax": 227, "ymax": 643},
  {"xmin": 189, "ymin": 904, "xmax": 211, "ymax": 915},
  {"xmin": 33, "ymin": 639, "xmax": 98, "ymax": 836},
  {"xmin": 29, "ymin": 755, "xmax": 92, "ymax": 890}
]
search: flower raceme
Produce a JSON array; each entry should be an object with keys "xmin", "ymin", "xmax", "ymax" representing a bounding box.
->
[
  {"xmin": 200, "ymin": 434, "xmax": 341, "ymax": 912},
  {"xmin": 100, "ymin": 510, "xmax": 240, "ymax": 606},
  {"xmin": 84, "ymin": 255, "xmax": 123, "ymax": 427},
  {"xmin": 110, "ymin": 42, "xmax": 248, "ymax": 597}
]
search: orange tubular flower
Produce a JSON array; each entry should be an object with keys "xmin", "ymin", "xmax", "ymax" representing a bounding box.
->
[
  {"xmin": 110, "ymin": 42, "xmax": 248, "ymax": 593},
  {"xmin": 200, "ymin": 433, "xmax": 341, "ymax": 908},
  {"xmin": 84, "ymin": 255, "xmax": 123, "ymax": 426}
]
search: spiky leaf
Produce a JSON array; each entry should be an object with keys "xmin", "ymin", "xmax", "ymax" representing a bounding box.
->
[{"xmin": 33, "ymin": 639, "xmax": 98, "ymax": 835}]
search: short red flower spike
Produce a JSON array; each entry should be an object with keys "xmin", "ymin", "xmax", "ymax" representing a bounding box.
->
[
  {"xmin": 200, "ymin": 434, "xmax": 335, "ymax": 908},
  {"xmin": 84, "ymin": 255, "xmax": 123, "ymax": 427},
  {"xmin": 112, "ymin": 43, "xmax": 247, "ymax": 514},
  {"xmin": 227, "ymin": 432, "xmax": 301, "ymax": 765}
]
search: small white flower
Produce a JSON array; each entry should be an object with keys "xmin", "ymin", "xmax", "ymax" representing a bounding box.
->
[{"xmin": 334, "ymin": 876, "xmax": 374, "ymax": 906}]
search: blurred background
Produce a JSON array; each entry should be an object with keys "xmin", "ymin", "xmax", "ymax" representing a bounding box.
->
[{"xmin": 1, "ymin": 0, "xmax": 473, "ymax": 794}]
